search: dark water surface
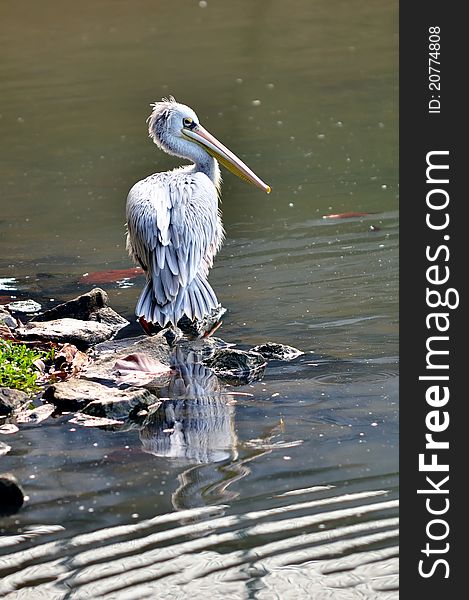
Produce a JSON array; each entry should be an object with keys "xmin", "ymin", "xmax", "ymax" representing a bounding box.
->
[{"xmin": 0, "ymin": 0, "xmax": 398, "ymax": 597}]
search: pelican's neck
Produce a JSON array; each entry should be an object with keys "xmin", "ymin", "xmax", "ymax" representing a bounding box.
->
[
  {"xmin": 160, "ymin": 134, "xmax": 221, "ymax": 190},
  {"xmin": 193, "ymin": 154, "xmax": 221, "ymax": 189}
]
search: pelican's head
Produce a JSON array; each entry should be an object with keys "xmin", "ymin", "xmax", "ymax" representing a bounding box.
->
[{"xmin": 147, "ymin": 96, "xmax": 271, "ymax": 194}]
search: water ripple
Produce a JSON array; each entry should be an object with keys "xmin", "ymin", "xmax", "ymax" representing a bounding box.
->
[{"xmin": 0, "ymin": 487, "xmax": 398, "ymax": 598}]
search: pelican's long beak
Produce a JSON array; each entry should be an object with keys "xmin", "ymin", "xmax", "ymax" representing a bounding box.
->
[{"xmin": 183, "ymin": 124, "xmax": 271, "ymax": 193}]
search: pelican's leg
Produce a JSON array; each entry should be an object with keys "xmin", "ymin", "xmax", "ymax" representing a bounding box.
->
[
  {"xmin": 203, "ymin": 319, "xmax": 223, "ymax": 338},
  {"xmin": 138, "ymin": 316, "xmax": 155, "ymax": 336}
]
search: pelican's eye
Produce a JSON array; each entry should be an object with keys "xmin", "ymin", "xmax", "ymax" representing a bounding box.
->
[{"xmin": 183, "ymin": 117, "xmax": 195, "ymax": 129}]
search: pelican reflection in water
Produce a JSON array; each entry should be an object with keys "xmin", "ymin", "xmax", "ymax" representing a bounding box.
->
[
  {"xmin": 126, "ymin": 97, "xmax": 270, "ymax": 334},
  {"xmin": 139, "ymin": 350, "xmax": 237, "ymax": 463}
]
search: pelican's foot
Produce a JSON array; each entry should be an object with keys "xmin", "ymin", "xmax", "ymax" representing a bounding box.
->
[
  {"xmin": 138, "ymin": 317, "xmax": 163, "ymax": 337},
  {"xmin": 203, "ymin": 319, "xmax": 223, "ymax": 338}
]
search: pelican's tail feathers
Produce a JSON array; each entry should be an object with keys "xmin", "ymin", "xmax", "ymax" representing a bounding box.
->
[
  {"xmin": 183, "ymin": 274, "xmax": 219, "ymax": 322},
  {"xmin": 135, "ymin": 275, "xmax": 219, "ymax": 328},
  {"xmin": 135, "ymin": 279, "xmax": 169, "ymax": 327}
]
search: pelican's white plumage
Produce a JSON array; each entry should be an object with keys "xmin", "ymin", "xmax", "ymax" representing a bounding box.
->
[
  {"xmin": 126, "ymin": 168, "xmax": 223, "ymax": 326},
  {"xmin": 126, "ymin": 97, "xmax": 270, "ymax": 330}
]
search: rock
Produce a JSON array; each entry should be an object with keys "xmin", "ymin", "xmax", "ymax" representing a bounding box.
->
[
  {"xmin": 16, "ymin": 318, "xmax": 115, "ymax": 349},
  {"xmin": 84, "ymin": 333, "xmax": 172, "ymax": 385},
  {"xmin": 31, "ymin": 288, "xmax": 129, "ymax": 336},
  {"xmin": 68, "ymin": 414, "xmax": 125, "ymax": 429},
  {"xmin": 32, "ymin": 287, "xmax": 105, "ymax": 321},
  {"xmin": 250, "ymin": 342, "xmax": 303, "ymax": 361},
  {"xmin": 204, "ymin": 348, "xmax": 267, "ymax": 385},
  {"xmin": 43, "ymin": 378, "xmax": 156, "ymax": 415},
  {"xmin": 174, "ymin": 336, "xmax": 233, "ymax": 360},
  {"xmin": 93, "ymin": 306, "xmax": 129, "ymax": 332},
  {"xmin": 0, "ymin": 306, "xmax": 17, "ymax": 330},
  {"xmin": 7, "ymin": 299, "xmax": 41, "ymax": 315},
  {"xmin": 0, "ymin": 388, "xmax": 29, "ymax": 416},
  {"xmin": 92, "ymin": 332, "xmax": 171, "ymax": 357},
  {"xmin": 0, "ymin": 424, "xmax": 19, "ymax": 435},
  {"xmin": 80, "ymin": 389, "xmax": 159, "ymax": 421},
  {"xmin": 0, "ymin": 474, "xmax": 24, "ymax": 516},
  {"xmin": 42, "ymin": 379, "xmax": 100, "ymax": 411},
  {"xmin": 15, "ymin": 403, "xmax": 55, "ymax": 424},
  {"xmin": 177, "ymin": 304, "xmax": 227, "ymax": 338},
  {"xmin": 0, "ymin": 441, "xmax": 11, "ymax": 456}
]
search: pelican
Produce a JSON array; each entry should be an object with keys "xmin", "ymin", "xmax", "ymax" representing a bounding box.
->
[{"xmin": 126, "ymin": 96, "xmax": 270, "ymax": 334}]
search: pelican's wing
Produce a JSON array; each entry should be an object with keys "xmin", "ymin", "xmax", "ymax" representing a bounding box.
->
[{"xmin": 126, "ymin": 172, "xmax": 223, "ymax": 311}]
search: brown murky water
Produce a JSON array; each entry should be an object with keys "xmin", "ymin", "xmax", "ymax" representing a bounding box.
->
[{"xmin": 0, "ymin": 1, "xmax": 398, "ymax": 597}]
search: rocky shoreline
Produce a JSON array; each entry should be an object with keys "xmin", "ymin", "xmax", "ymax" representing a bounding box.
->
[{"xmin": 1, "ymin": 287, "xmax": 302, "ymax": 426}]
